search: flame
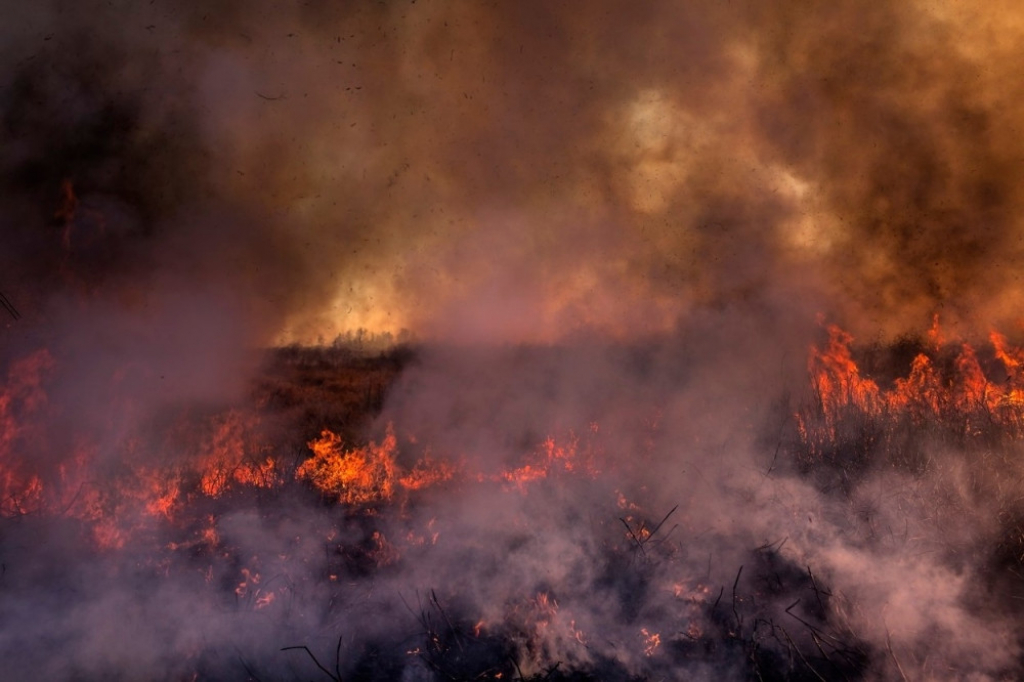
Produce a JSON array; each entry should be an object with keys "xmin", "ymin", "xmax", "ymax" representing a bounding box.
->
[
  {"xmin": 641, "ymin": 628, "xmax": 662, "ymax": 657},
  {"xmin": 502, "ymin": 430, "xmax": 600, "ymax": 490},
  {"xmin": 571, "ymin": 619, "xmax": 587, "ymax": 645},
  {"xmin": 297, "ymin": 426, "xmax": 399, "ymax": 505},
  {"xmin": 398, "ymin": 452, "xmax": 457, "ymax": 491},
  {"xmin": 0, "ymin": 341, "xmax": 672, "ymax": 676},
  {"xmin": 0, "ymin": 344, "xmax": 618, "ymax": 560},
  {"xmin": 236, "ymin": 568, "xmax": 275, "ymax": 609},
  {"xmin": 926, "ymin": 312, "xmax": 944, "ymax": 351},
  {"xmin": 0, "ymin": 347, "xmax": 611, "ymax": 547},
  {"xmin": 53, "ymin": 179, "xmax": 107, "ymax": 256},
  {"xmin": 800, "ymin": 321, "xmax": 1024, "ymax": 459},
  {"xmin": 531, "ymin": 592, "xmax": 559, "ymax": 631},
  {"xmin": 55, "ymin": 178, "xmax": 78, "ymax": 250},
  {"xmin": 0, "ymin": 349, "xmax": 288, "ymax": 547},
  {"xmin": 196, "ymin": 411, "xmax": 278, "ymax": 497},
  {"xmin": 0, "ymin": 350, "xmax": 55, "ymax": 516},
  {"xmin": 298, "ymin": 423, "xmax": 600, "ymax": 503},
  {"xmin": 808, "ymin": 325, "xmax": 881, "ymax": 421},
  {"xmin": 235, "ymin": 568, "xmax": 256, "ymax": 597}
]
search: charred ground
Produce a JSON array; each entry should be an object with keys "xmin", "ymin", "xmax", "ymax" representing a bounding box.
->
[{"xmin": 9, "ymin": 339, "xmax": 1014, "ymax": 681}]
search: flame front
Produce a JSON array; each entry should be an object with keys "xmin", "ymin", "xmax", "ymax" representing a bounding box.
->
[{"xmin": 799, "ymin": 322, "xmax": 1024, "ymax": 466}]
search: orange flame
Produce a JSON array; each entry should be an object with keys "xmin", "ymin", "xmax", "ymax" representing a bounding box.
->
[
  {"xmin": 297, "ymin": 426, "xmax": 399, "ymax": 505},
  {"xmin": 641, "ymin": 628, "xmax": 662, "ymax": 657},
  {"xmin": 502, "ymin": 430, "xmax": 600, "ymax": 490},
  {"xmin": 801, "ymin": 322, "xmax": 1024, "ymax": 457},
  {"xmin": 0, "ymin": 350, "xmax": 55, "ymax": 516},
  {"xmin": 55, "ymin": 179, "xmax": 78, "ymax": 250},
  {"xmin": 196, "ymin": 411, "xmax": 278, "ymax": 497},
  {"xmin": 0, "ymin": 343, "xmax": 624, "ymax": 557},
  {"xmin": 808, "ymin": 325, "xmax": 881, "ymax": 419}
]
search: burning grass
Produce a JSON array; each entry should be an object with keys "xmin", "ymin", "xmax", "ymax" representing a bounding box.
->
[
  {"xmin": 1, "ymin": 339, "xmax": 1023, "ymax": 680},
  {"xmin": 794, "ymin": 322, "xmax": 1024, "ymax": 479}
]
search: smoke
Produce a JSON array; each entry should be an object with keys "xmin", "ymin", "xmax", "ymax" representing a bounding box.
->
[
  {"xmin": 4, "ymin": 1, "xmax": 1023, "ymax": 342},
  {"xmin": 2, "ymin": 0, "xmax": 1024, "ymax": 680}
]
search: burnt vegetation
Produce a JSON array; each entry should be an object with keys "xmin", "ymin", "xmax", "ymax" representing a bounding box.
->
[
  {"xmin": 784, "ymin": 327, "xmax": 1024, "ymax": 677},
  {"xmin": 5, "ymin": 337, "xmax": 1024, "ymax": 680},
  {"xmin": 243, "ymin": 336, "xmax": 1024, "ymax": 681},
  {"xmin": 255, "ymin": 342, "xmax": 412, "ymax": 445},
  {"xmin": 7, "ymin": 333, "xmax": 1024, "ymax": 680},
  {"xmin": 0, "ymin": 342, "xmax": 886, "ymax": 681},
  {"xmin": 4, "ymin": 0, "xmax": 1024, "ymax": 678}
]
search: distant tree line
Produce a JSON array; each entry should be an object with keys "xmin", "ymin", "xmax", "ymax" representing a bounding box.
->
[{"xmin": 329, "ymin": 328, "xmax": 416, "ymax": 351}]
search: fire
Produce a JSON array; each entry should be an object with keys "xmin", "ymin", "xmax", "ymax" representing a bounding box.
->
[
  {"xmin": 0, "ymin": 339, "xmax": 666, "ymax": 676},
  {"xmin": 297, "ymin": 426, "xmax": 399, "ymax": 505},
  {"xmin": 807, "ymin": 325, "xmax": 881, "ymax": 420},
  {"xmin": 799, "ymin": 322, "xmax": 1024, "ymax": 463},
  {"xmin": 53, "ymin": 179, "xmax": 107, "ymax": 257},
  {"xmin": 139, "ymin": 466, "xmax": 184, "ymax": 519},
  {"xmin": 0, "ymin": 349, "xmax": 290, "ymax": 548},
  {"xmin": 236, "ymin": 568, "xmax": 276, "ymax": 610},
  {"xmin": 4, "ymin": 336, "xmax": 947, "ymax": 677},
  {"xmin": 0, "ymin": 474, "xmax": 43, "ymax": 517},
  {"xmin": 55, "ymin": 178, "xmax": 78, "ymax": 250},
  {"xmin": 0, "ymin": 344, "xmax": 612, "ymax": 545},
  {"xmin": 298, "ymin": 423, "xmax": 601, "ymax": 503},
  {"xmin": 640, "ymin": 628, "xmax": 661, "ymax": 657},
  {"xmin": 502, "ymin": 429, "xmax": 601, "ymax": 490},
  {"xmin": 196, "ymin": 411, "xmax": 278, "ymax": 497},
  {"xmin": 0, "ymin": 349, "xmax": 56, "ymax": 516},
  {"xmin": 398, "ymin": 454, "xmax": 457, "ymax": 492}
]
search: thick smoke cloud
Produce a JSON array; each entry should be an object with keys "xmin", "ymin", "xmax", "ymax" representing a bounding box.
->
[
  {"xmin": 4, "ymin": 1, "xmax": 1022, "ymax": 342},
  {"xmin": 3, "ymin": 1, "xmax": 1024, "ymax": 681}
]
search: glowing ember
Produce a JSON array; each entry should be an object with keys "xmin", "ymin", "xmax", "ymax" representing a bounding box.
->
[
  {"xmin": 640, "ymin": 628, "xmax": 661, "ymax": 657},
  {"xmin": 0, "ymin": 350, "xmax": 54, "ymax": 516}
]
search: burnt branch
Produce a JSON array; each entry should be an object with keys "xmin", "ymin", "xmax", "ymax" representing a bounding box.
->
[{"xmin": 280, "ymin": 644, "xmax": 342, "ymax": 682}]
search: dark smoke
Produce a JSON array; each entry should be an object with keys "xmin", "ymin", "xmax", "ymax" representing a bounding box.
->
[
  {"xmin": 2, "ymin": 0, "xmax": 1024, "ymax": 680},
  {"xmin": 6, "ymin": 1, "xmax": 1022, "ymax": 342}
]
